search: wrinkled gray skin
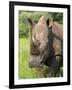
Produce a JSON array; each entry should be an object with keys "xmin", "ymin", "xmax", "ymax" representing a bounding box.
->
[{"xmin": 28, "ymin": 16, "xmax": 63, "ymax": 77}]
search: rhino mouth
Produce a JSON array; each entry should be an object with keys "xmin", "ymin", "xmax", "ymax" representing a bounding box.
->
[{"xmin": 29, "ymin": 55, "xmax": 44, "ymax": 67}]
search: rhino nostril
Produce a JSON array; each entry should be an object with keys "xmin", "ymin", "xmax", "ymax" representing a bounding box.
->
[{"xmin": 40, "ymin": 60, "xmax": 43, "ymax": 64}]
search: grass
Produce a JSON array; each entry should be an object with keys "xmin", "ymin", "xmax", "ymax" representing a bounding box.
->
[{"xmin": 19, "ymin": 37, "xmax": 37, "ymax": 79}]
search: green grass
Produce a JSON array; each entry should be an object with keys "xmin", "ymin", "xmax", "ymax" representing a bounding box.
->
[{"xmin": 19, "ymin": 37, "xmax": 37, "ymax": 79}]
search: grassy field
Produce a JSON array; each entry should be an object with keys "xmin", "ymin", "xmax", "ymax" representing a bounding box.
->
[{"xmin": 19, "ymin": 38, "xmax": 38, "ymax": 79}]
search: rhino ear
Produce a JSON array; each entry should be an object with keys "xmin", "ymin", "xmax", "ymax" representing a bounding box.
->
[
  {"xmin": 27, "ymin": 18, "xmax": 35, "ymax": 28},
  {"xmin": 46, "ymin": 18, "xmax": 49, "ymax": 26},
  {"xmin": 46, "ymin": 18, "xmax": 53, "ymax": 27}
]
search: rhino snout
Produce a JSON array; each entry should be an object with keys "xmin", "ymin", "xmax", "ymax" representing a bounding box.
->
[{"xmin": 29, "ymin": 56, "xmax": 44, "ymax": 67}]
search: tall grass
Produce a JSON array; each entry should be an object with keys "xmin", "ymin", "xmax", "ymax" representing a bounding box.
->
[{"xmin": 19, "ymin": 37, "xmax": 37, "ymax": 79}]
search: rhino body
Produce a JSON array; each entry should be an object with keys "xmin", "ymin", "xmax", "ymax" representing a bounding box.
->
[{"xmin": 28, "ymin": 16, "xmax": 63, "ymax": 77}]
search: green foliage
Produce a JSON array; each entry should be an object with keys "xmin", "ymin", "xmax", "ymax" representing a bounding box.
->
[{"xmin": 50, "ymin": 12, "xmax": 63, "ymax": 24}]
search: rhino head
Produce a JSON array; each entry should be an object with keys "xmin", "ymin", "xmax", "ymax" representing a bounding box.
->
[{"xmin": 28, "ymin": 16, "xmax": 51, "ymax": 67}]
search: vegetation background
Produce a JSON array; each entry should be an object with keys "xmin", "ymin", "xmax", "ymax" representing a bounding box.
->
[{"xmin": 18, "ymin": 11, "xmax": 63, "ymax": 79}]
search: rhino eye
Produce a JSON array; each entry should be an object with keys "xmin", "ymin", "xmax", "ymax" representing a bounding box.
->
[{"xmin": 37, "ymin": 40, "xmax": 41, "ymax": 46}]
